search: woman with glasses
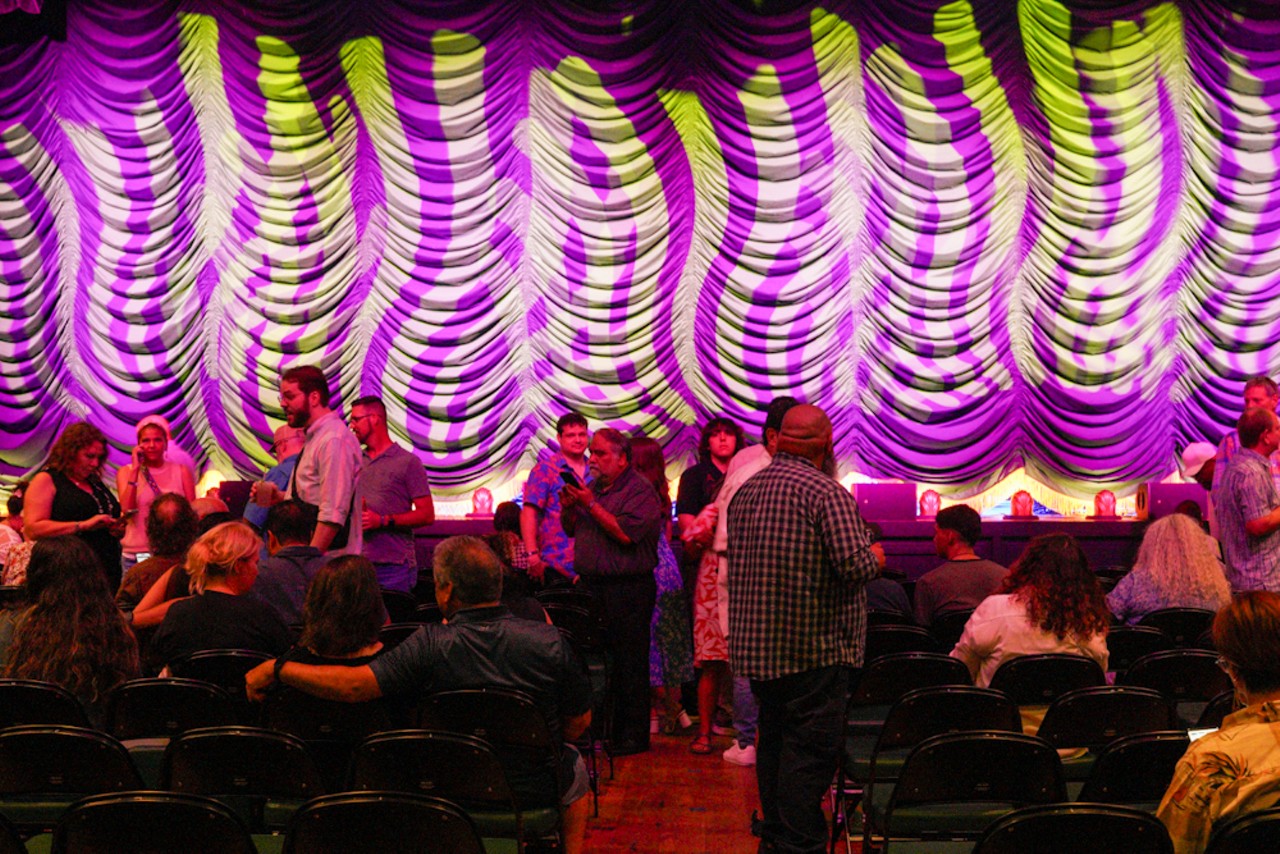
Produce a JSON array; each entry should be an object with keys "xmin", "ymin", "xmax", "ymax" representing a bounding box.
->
[{"xmin": 1158, "ymin": 592, "xmax": 1280, "ymax": 853}]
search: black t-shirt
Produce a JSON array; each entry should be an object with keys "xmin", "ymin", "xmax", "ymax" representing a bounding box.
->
[
  {"xmin": 676, "ymin": 459, "xmax": 725, "ymax": 518},
  {"xmin": 149, "ymin": 590, "xmax": 292, "ymax": 669}
]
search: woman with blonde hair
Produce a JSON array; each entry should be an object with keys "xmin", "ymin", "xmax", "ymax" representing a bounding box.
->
[
  {"xmin": 148, "ymin": 521, "xmax": 291, "ymax": 670},
  {"xmin": 1108, "ymin": 513, "xmax": 1230, "ymax": 625}
]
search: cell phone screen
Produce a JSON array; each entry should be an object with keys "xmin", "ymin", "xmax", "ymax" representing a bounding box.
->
[{"xmin": 559, "ymin": 470, "xmax": 578, "ymax": 486}]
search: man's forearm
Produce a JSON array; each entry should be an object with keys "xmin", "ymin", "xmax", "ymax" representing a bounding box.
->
[
  {"xmin": 521, "ymin": 505, "xmax": 541, "ymax": 553},
  {"xmin": 1245, "ymin": 505, "xmax": 1280, "ymax": 538},
  {"xmin": 583, "ymin": 502, "xmax": 631, "ymax": 544},
  {"xmin": 311, "ymin": 520, "xmax": 339, "ymax": 551}
]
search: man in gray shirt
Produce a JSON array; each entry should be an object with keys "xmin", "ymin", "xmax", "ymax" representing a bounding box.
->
[
  {"xmin": 350, "ymin": 396, "xmax": 435, "ymax": 592},
  {"xmin": 914, "ymin": 504, "xmax": 1007, "ymax": 626}
]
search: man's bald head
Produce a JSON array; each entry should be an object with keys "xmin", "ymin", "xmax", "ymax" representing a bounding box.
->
[{"xmin": 777, "ymin": 404, "xmax": 834, "ymax": 468}]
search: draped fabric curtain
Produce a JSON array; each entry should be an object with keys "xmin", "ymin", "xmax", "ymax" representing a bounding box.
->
[{"xmin": 1, "ymin": 0, "xmax": 1277, "ymax": 498}]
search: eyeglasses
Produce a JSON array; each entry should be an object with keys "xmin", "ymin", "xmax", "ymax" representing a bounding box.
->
[
  {"xmin": 349, "ymin": 414, "xmax": 375, "ymax": 425},
  {"xmin": 1216, "ymin": 656, "xmax": 1233, "ymax": 673}
]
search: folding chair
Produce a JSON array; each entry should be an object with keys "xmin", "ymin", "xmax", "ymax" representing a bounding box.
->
[
  {"xmin": 1105, "ymin": 625, "xmax": 1173, "ymax": 677},
  {"xmin": 104, "ymin": 678, "xmax": 237, "ymax": 787},
  {"xmin": 1076, "ymin": 731, "xmax": 1190, "ymax": 810},
  {"xmin": 0, "ymin": 725, "xmax": 143, "ymax": 834},
  {"xmin": 283, "ymin": 792, "xmax": 486, "ymax": 854},
  {"xmin": 1196, "ymin": 691, "xmax": 1237, "ymax": 730},
  {"xmin": 1035, "ymin": 686, "xmax": 1177, "ymax": 783},
  {"xmin": 972, "ymin": 803, "xmax": 1173, "ymax": 853},
  {"xmin": 52, "ymin": 791, "xmax": 257, "ymax": 854},
  {"xmin": 380, "ymin": 590, "xmax": 418, "ymax": 624},
  {"xmin": 1205, "ymin": 806, "xmax": 1280, "ymax": 853},
  {"xmin": 414, "ymin": 601, "xmax": 445, "ymax": 624},
  {"xmin": 1122, "ymin": 650, "xmax": 1232, "ymax": 727},
  {"xmin": 0, "ymin": 814, "xmax": 22, "ymax": 854},
  {"xmin": 988, "ymin": 654, "xmax": 1106, "ymax": 707},
  {"xmin": 0, "ymin": 679, "xmax": 90, "ymax": 728},
  {"xmin": 1137, "ymin": 608, "xmax": 1216, "ymax": 649},
  {"xmin": 378, "ymin": 622, "xmax": 423, "ymax": 651},
  {"xmin": 265, "ymin": 684, "xmax": 393, "ymax": 791},
  {"xmin": 864, "ymin": 625, "xmax": 938, "ymax": 662},
  {"xmin": 167, "ymin": 650, "xmax": 273, "ymax": 724},
  {"xmin": 867, "ymin": 609, "xmax": 914, "ymax": 627},
  {"xmin": 543, "ymin": 602, "xmax": 611, "ymax": 794},
  {"xmin": 162, "ymin": 726, "xmax": 325, "ymax": 832},
  {"xmin": 927, "ymin": 609, "xmax": 974, "ymax": 652}
]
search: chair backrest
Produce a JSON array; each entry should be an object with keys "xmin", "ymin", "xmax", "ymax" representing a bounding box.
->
[
  {"xmin": 378, "ymin": 622, "xmax": 423, "ymax": 651},
  {"xmin": 973, "ymin": 803, "xmax": 1174, "ymax": 854},
  {"xmin": 381, "ymin": 590, "xmax": 418, "ymax": 623},
  {"xmin": 1106, "ymin": 625, "xmax": 1174, "ymax": 674},
  {"xmin": 928, "ymin": 609, "xmax": 975, "ymax": 651},
  {"xmin": 864, "ymin": 625, "xmax": 938, "ymax": 661},
  {"xmin": 849, "ymin": 653, "xmax": 973, "ymax": 707},
  {"xmin": 52, "ymin": 791, "xmax": 257, "ymax": 854},
  {"xmin": 414, "ymin": 601, "xmax": 445, "ymax": 624},
  {"xmin": 0, "ymin": 813, "xmax": 23, "ymax": 854},
  {"xmin": 868, "ymin": 609, "xmax": 914, "ymax": 627},
  {"xmin": 1077, "ymin": 731, "xmax": 1191, "ymax": 805},
  {"xmin": 874, "ymin": 686, "xmax": 1021, "ymax": 755},
  {"xmin": 1197, "ymin": 691, "xmax": 1238, "ymax": 730},
  {"xmin": 1137, "ymin": 608, "xmax": 1216, "ymax": 648},
  {"xmin": 0, "ymin": 679, "xmax": 91, "ymax": 728},
  {"xmin": 162, "ymin": 726, "xmax": 325, "ymax": 803},
  {"xmin": 1035, "ymin": 686, "xmax": 1177, "ymax": 751},
  {"xmin": 1205, "ymin": 806, "xmax": 1280, "ymax": 854},
  {"xmin": 534, "ymin": 587, "xmax": 597, "ymax": 613},
  {"xmin": 542, "ymin": 603, "xmax": 604, "ymax": 651},
  {"xmin": 283, "ymin": 791, "xmax": 486, "ymax": 854},
  {"xmin": 886, "ymin": 731, "xmax": 1066, "ymax": 818},
  {"xmin": 104, "ymin": 678, "xmax": 237, "ymax": 740},
  {"xmin": 988, "ymin": 653, "xmax": 1106, "ymax": 706},
  {"xmin": 1122, "ymin": 650, "xmax": 1233, "ymax": 703},
  {"xmin": 0, "ymin": 725, "xmax": 142, "ymax": 795},
  {"xmin": 167, "ymin": 649, "xmax": 273, "ymax": 697}
]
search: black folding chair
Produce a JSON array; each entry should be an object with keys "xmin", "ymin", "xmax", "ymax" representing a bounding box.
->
[
  {"xmin": 867, "ymin": 609, "xmax": 914, "ymax": 627},
  {"xmin": 167, "ymin": 650, "xmax": 273, "ymax": 724},
  {"xmin": 104, "ymin": 678, "xmax": 237, "ymax": 787},
  {"xmin": 1206, "ymin": 806, "xmax": 1280, "ymax": 853},
  {"xmin": 1196, "ymin": 691, "xmax": 1237, "ymax": 730},
  {"xmin": 988, "ymin": 653, "xmax": 1106, "ymax": 707},
  {"xmin": 1106, "ymin": 625, "xmax": 1173, "ymax": 676},
  {"xmin": 0, "ymin": 813, "xmax": 22, "ymax": 854},
  {"xmin": 265, "ymin": 684, "xmax": 393, "ymax": 791},
  {"xmin": 927, "ymin": 609, "xmax": 974, "ymax": 652},
  {"xmin": 414, "ymin": 601, "xmax": 445, "ymax": 624},
  {"xmin": 0, "ymin": 679, "xmax": 91, "ymax": 728},
  {"xmin": 1138, "ymin": 608, "xmax": 1216, "ymax": 649},
  {"xmin": 1122, "ymin": 649, "xmax": 1233, "ymax": 727},
  {"xmin": 1035, "ymin": 686, "xmax": 1177, "ymax": 782},
  {"xmin": 52, "ymin": 791, "xmax": 257, "ymax": 854},
  {"xmin": 1076, "ymin": 731, "xmax": 1190, "ymax": 809},
  {"xmin": 864, "ymin": 625, "xmax": 938, "ymax": 662},
  {"xmin": 378, "ymin": 622, "xmax": 423, "ymax": 651},
  {"xmin": 380, "ymin": 590, "xmax": 418, "ymax": 624},
  {"xmin": 283, "ymin": 792, "xmax": 486, "ymax": 854},
  {"xmin": 973, "ymin": 803, "xmax": 1174, "ymax": 853}
]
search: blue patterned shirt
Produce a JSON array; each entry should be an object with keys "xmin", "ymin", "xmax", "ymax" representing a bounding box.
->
[{"xmin": 523, "ymin": 451, "xmax": 591, "ymax": 576}]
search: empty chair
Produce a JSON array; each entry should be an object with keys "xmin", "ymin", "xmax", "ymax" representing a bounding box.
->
[
  {"xmin": 534, "ymin": 586, "xmax": 598, "ymax": 614},
  {"xmin": 1138, "ymin": 608, "xmax": 1217, "ymax": 649},
  {"xmin": 103, "ymin": 678, "xmax": 237, "ymax": 787},
  {"xmin": 1122, "ymin": 649, "xmax": 1232, "ymax": 726},
  {"xmin": 973, "ymin": 803, "xmax": 1174, "ymax": 854},
  {"xmin": 283, "ymin": 792, "xmax": 486, "ymax": 854},
  {"xmin": 0, "ymin": 679, "xmax": 91, "ymax": 729},
  {"xmin": 378, "ymin": 622, "xmax": 423, "ymax": 651},
  {"xmin": 1036, "ymin": 686, "xmax": 1177, "ymax": 781},
  {"xmin": 162, "ymin": 726, "xmax": 325, "ymax": 831},
  {"xmin": 927, "ymin": 609, "xmax": 974, "ymax": 652},
  {"xmin": 867, "ymin": 730, "xmax": 1066, "ymax": 849},
  {"xmin": 1106, "ymin": 625, "xmax": 1174, "ymax": 676},
  {"xmin": 1077, "ymin": 731, "xmax": 1190, "ymax": 809},
  {"xmin": 864, "ymin": 625, "xmax": 937, "ymax": 662},
  {"xmin": 0, "ymin": 725, "xmax": 143, "ymax": 834},
  {"xmin": 52, "ymin": 791, "xmax": 257, "ymax": 854},
  {"xmin": 380, "ymin": 590, "xmax": 418, "ymax": 623},
  {"xmin": 847, "ymin": 653, "xmax": 973, "ymax": 735},
  {"xmin": 1205, "ymin": 807, "xmax": 1280, "ymax": 853},
  {"xmin": 988, "ymin": 653, "xmax": 1107, "ymax": 707},
  {"xmin": 265, "ymin": 679, "xmax": 393, "ymax": 792}
]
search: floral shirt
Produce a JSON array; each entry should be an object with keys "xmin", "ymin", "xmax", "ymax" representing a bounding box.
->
[
  {"xmin": 523, "ymin": 451, "xmax": 591, "ymax": 576},
  {"xmin": 1158, "ymin": 701, "xmax": 1280, "ymax": 854}
]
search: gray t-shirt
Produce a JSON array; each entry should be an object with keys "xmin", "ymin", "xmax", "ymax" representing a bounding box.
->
[
  {"xmin": 913, "ymin": 558, "xmax": 1008, "ymax": 626},
  {"xmin": 358, "ymin": 444, "xmax": 432, "ymax": 565}
]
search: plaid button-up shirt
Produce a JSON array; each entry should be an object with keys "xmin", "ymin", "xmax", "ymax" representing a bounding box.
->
[
  {"xmin": 725, "ymin": 452, "xmax": 880, "ymax": 681},
  {"xmin": 1213, "ymin": 447, "xmax": 1280, "ymax": 591}
]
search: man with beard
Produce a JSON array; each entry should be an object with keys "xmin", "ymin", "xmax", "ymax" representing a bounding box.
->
[
  {"xmin": 349, "ymin": 395, "xmax": 435, "ymax": 592},
  {"xmin": 252, "ymin": 365, "xmax": 363, "ymax": 556}
]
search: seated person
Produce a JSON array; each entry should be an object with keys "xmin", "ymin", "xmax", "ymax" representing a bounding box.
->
[
  {"xmin": 951, "ymin": 533, "xmax": 1109, "ymax": 688},
  {"xmin": 116, "ymin": 493, "xmax": 200, "ymax": 612},
  {"xmin": 247, "ymin": 535, "xmax": 592, "ymax": 854},
  {"xmin": 148, "ymin": 521, "xmax": 291, "ymax": 670},
  {"xmin": 1158, "ymin": 591, "xmax": 1280, "ymax": 853},
  {"xmin": 1107, "ymin": 513, "xmax": 1230, "ymax": 625},
  {"xmin": 487, "ymin": 503, "xmax": 550, "ymax": 623},
  {"xmin": 863, "ymin": 522, "xmax": 909, "ymax": 615},
  {"xmin": 249, "ymin": 500, "xmax": 328, "ymax": 625},
  {"xmin": 914, "ymin": 504, "xmax": 1007, "ymax": 626}
]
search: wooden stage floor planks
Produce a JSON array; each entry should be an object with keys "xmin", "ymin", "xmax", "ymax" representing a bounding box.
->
[{"xmin": 582, "ymin": 729, "xmax": 762, "ymax": 852}]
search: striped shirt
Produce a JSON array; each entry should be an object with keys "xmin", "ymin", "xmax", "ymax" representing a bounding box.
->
[
  {"xmin": 1213, "ymin": 447, "xmax": 1280, "ymax": 592},
  {"xmin": 725, "ymin": 452, "xmax": 879, "ymax": 681}
]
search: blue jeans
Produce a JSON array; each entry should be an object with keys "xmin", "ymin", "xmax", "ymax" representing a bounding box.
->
[
  {"xmin": 752, "ymin": 666, "xmax": 856, "ymax": 854},
  {"xmin": 733, "ymin": 674, "xmax": 758, "ymax": 748},
  {"xmin": 374, "ymin": 562, "xmax": 417, "ymax": 593}
]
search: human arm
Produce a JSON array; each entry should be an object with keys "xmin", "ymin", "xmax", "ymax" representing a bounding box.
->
[
  {"xmin": 308, "ymin": 430, "xmax": 360, "ymax": 551},
  {"xmin": 1156, "ymin": 753, "xmax": 1217, "ymax": 854},
  {"xmin": 563, "ymin": 709, "xmax": 592, "ymax": 741},
  {"xmin": 519, "ymin": 504, "xmax": 547, "ymax": 580},
  {"xmin": 130, "ymin": 566, "xmax": 189, "ymax": 629},
  {"xmin": 117, "ymin": 463, "xmax": 140, "ymax": 513},
  {"xmin": 560, "ymin": 487, "xmax": 582, "ymax": 537},
  {"xmin": 564, "ymin": 482, "xmax": 635, "ymax": 544},
  {"xmin": 22, "ymin": 472, "xmax": 115, "ymax": 539},
  {"xmin": 245, "ymin": 657, "xmax": 383, "ymax": 704},
  {"xmin": 363, "ymin": 493, "xmax": 435, "ymax": 532},
  {"xmin": 1243, "ymin": 505, "xmax": 1280, "ymax": 538},
  {"xmin": 947, "ymin": 604, "xmax": 990, "ymax": 683}
]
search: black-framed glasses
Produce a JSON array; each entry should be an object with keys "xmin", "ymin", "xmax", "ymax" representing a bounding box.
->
[{"xmin": 1216, "ymin": 656, "xmax": 1233, "ymax": 673}]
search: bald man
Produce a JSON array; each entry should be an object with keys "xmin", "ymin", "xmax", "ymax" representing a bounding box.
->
[{"xmin": 726, "ymin": 404, "xmax": 881, "ymax": 854}]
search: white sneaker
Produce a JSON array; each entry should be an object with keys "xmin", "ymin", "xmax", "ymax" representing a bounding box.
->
[{"xmin": 722, "ymin": 743, "xmax": 756, "ymax": 766}]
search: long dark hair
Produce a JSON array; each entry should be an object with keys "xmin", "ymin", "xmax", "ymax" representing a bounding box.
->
[
  {"xmin": 1000, "ymin": 533, "xmax": 1110, "ymax": 641},
  {"xmin": 298, "ymin": 556, "xmax": 385, "ymax": 657},
  {"xmin": 5, "ymin": 536, "xmax": 139, "ymax": 706},
  {"xmin": 631, "ymin": 437, "xmax": 670, "ymax": 506}
]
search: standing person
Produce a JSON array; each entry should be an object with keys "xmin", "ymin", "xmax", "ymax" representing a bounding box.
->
[
  {"xmin": 632, "ymin": 437, "xmax": 695, "ymax": 736},
  {"xmin": 117, "ymin": 420, "xmax": 196, "ymax": 575},
  {"xmin": 561, "ymin": 428, "xmax": 665, "ymax": 755},
  {"xmin": 521, "ymin": 413, "xmax": 591, "ymax": 584},
  {"xmin": 251, "ymin": 365, "xmax": 363, "ymax": 556},
  {"xmin": 913, "ymin": 504, "xmax": 1007, "ymax": 627},
  {"xmin": 136, "ymin": 414, "xmax": 200, "ymax": 486},
  {"xmin": 1212, "ymin": 407, "xmax": 1280, "ymax": 592},
  {"xmin": 0, "ymin": 489, "xmax": 24, "ymax": 570},
  {"xmin": 727, "ymin": 404, "xmax": 880, "ymax": 854},
  {"xmin": 676, "ymin": 417, "xmax": 745, "ymax": 584},
  {"xmin": 1212, "ymin": 376, "xmax": 1280, "ymax": 491},
  {"xmin": 349, "ymin": 396, "xmax": 435, "ymax": 593},
  {"xmin": 22, "ymin": 421, "xmax": 126, "ymax": 588},
  {"xmin": 243, "ymin": 424, "xmax": 305, "ymax": 531}
]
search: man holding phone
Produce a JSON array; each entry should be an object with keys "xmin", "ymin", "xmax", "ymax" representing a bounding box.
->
[{"xmin": 521, "ymin": 413, "xmax": 592, "ymax": 584}]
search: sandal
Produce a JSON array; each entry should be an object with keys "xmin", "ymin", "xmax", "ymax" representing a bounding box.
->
[{"xmin": 690, "ymin": 734, "xmax": 713, "ymax": 754}]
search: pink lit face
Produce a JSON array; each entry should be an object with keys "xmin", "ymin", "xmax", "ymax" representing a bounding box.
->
[
  {"xmin": 1244, "ymin": 385, "xmax": 1279, "ymax": 413},
  {"xmin": 137, "ymin": 425, "xmax": 168, "ymax": 466},
  {"xmin": 73, "ymin": 441, "xmax": 108, "ymax": 482},
  {"xmin": 559, "ymin": 424, "xmax": 589, "ymax": 458},
  {"xmin": 279, "ymin": 380, "xmax": 314, "ymax": 429},
  {"xmin": 708, "ymin": 428, "xmax": 738, "ymax": 463}
]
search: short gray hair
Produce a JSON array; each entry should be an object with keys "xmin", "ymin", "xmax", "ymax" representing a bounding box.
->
[{"xmin": 433, "ymin": 535, "xmax": 502, "ymax": 605}]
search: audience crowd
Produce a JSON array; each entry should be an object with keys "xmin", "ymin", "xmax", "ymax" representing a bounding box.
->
[{"xmin": 1, "ymin": 366, "xmax": 1279, "ymax": 854}]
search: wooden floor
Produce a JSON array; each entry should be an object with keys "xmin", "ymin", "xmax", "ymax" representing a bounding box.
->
[{"xmin": 582, "ymin": 728, "xmax": 762, "ymax": 852}]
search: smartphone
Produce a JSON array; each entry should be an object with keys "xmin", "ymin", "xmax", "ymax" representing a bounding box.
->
[
  {"xmin": 559, "ymin": 470, "xmax": 579, "ymax": 487},
  {"xmin": 134, "ymin": 551, "xmax": 152, "ymax": 562},
  {"xmin": 120, "ymin": 509, "xmax": 137, "ymax": 520}
]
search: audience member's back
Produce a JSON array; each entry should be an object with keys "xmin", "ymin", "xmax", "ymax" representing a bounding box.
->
[
  {"xmin": 249, "ymin": 499, "xmax": 328, "ymax": 625},
  {"xmin": 914, "ymin": 504, "xmax": 1007, "ymax": 625}
]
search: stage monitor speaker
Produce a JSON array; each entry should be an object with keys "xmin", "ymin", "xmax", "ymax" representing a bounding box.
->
[
  {"xmin": 855, "ymin": 483, "xmax": 917, "ymax": 521},
  {"xmin": 1135, "ymin": 482, "xmax": 1206, "ymax": 521},
  {"xmin": 218, "ymin": 480, "xmax": 254, "ymax": 520}
]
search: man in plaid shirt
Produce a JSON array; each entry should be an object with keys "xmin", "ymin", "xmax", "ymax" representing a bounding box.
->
[{"xmin": 727, "ymin": 404, "xmax": 881, "ymax": 853}]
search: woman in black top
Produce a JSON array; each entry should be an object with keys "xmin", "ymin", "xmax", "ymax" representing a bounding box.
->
[{"xmin": 22, "ymin": 422, "xmax": 125, "ymax": 588}]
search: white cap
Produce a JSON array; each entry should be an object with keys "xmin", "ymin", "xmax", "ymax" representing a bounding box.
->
[{"xmin": 1181, "ymin": 443, "xmax": 1217, "ymax": 479}]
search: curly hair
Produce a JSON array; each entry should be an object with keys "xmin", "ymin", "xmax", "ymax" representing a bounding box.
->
[
  {"xmin": 4, "ymin": 536, "xmax": 139, "ymax": 710},
  {"xmin": 1000, "ymin": 533, "xmax": 1110, "ymax": 641},
  {"xmin": 44, "ymin": 422, "xmax": 108, "ymax": 478},
  {"xmin": 1126, "ymin": 514, "xmax": 1230, "ymax": 611},
  {"xmin": 298, "ymin": 555, "xmax": 385, "ymax": 657},
  {"xmin": 698, "ymin": 416, "xmax": 744, "ymax": 464},
  {"xmin": 631, "ymin": 436, "xmax": 670, "ymax": 506},
  {"xmin": 184, "ymin": 521, "xmax": 261, "ymax": 593}
]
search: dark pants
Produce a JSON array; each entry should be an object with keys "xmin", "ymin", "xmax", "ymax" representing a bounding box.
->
[
  {"xmin": 580, "ymin": 573, "xmax": 656, "ymax": 750},
  {"xmin": 751, "ymin": 665, "xmax": 857, "ymax": 854}
]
